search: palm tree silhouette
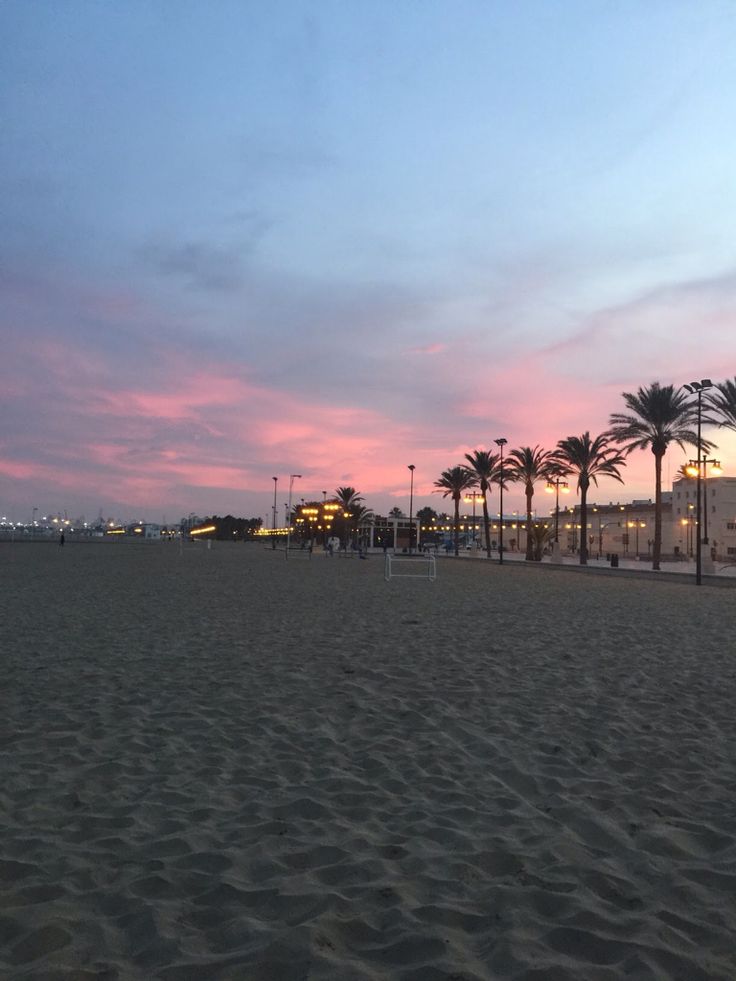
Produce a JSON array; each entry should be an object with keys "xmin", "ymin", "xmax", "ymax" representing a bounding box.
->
[
  {"xmin": 708, "ymin": 377, "xmax": 736, "ymax": 432},
  {"xmin": 434, "ymin": 466, "xmax": 476, "ymax": 556},
  {"xmin": 462, "ymin": 449, "xmax": 502, "ymax": 559},
  {"xmin": 334, "ymin": 486, "xmax": 364, "ymax": 548},
  {"xmin": 506, "ymin": 445, "xmax": 560, "ymax": 561},
  {"xmin": 555, "ymin": 432, "xmax": 626, "ymax": 565},
  {"xmin": 608, "ymin": 383, "xmax": 710, "ymax": 570}
]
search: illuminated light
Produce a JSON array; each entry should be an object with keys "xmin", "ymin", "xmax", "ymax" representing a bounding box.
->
[
  {"xmin": 685, "ymin": 465, "xmax": 699, "ymax": 477},
  {"xmin": 190, "ymin": 525, "xmax": 217, "ymax": 536},
  {"xmin": 107, "ymin": 528, "xmax": 125, "ymax": 535},
  {"xmin": 711, "ymin": 463, "xmax": 723, "ymax": 476}
]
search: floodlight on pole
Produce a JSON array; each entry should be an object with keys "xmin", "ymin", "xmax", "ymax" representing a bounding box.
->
[
  {"xmin": 545, "ymin": 477, "xmax": 569, "ymax": 543},
  {"xmin": 271, "ymin": 477, "xmax": 278, "ymax": 549},
  {"xmin": 286, "ymin": 474, "xmax": 302, "ymax": 558},
  {"xmin": 408, "ymin": 465, "xmax": 416, "ymax": 555}
]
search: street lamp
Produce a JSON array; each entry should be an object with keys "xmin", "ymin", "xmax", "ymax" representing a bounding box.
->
[
  {"xmin": 463, "ymin": 493, "xmax": 484, "ymax": 551},
  {"xmin": 628, "ymin": 517, "xmax": 647, "ymax": 557},
  {"xmin": 683, "ymin": 379, "xmax": 713, "ymax": 585},
  {"xmin": 286, "ymin": 474, "xmax": 302, "ymax": 555},
  {"xmin": 680, "ymin": 514, "xmax": 694, "ymax": 558},
  {"xmin": 596, "ymin": 517, "xmax": 620, "ymax": 560},
  {"xmin": 408, "ymin": 465, "xmax": 416, "ymax": 555},
  {"xmin": 494, "ymin": 438, "xmax": 507, "ymax": 564},
  {"xmin": 687, "ymin": 502, "xmax": 695, "ymax": 556},
  {"xmin": 685, "ymin": 457, "xmax": 722, "ymax": 551},
  {"xmin": 545, "ymin": 477, "xmax": 569, "ymax": 543},
  {"xmin": 271, "ymin": 477, "xmax": 278, "ymax": 549}
]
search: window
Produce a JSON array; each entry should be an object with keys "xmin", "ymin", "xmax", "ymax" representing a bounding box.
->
[
  {"xmin": 728, "ymin": 547, "xmax": 736, "ymax": 556},
  {"xmin": 727, "ymin": 522, "xmax": 736, "ymax": 531}
]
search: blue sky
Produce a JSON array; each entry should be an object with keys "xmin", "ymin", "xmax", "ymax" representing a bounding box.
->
[{"xmin": 2, "ymin": 1, "xmax": 736, "ymax": 522}]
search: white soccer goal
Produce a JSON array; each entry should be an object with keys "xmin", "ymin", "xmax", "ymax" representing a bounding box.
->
[{"xmin": 384, "ymin": 552, "xmax": 437, "ymax": 582}]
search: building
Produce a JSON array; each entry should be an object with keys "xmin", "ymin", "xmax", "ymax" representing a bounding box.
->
[
  {"xmin": 581, "ymin": 499, "xmax": 672, "ymax": 559},
  {"xmin": 672, "ymin": 475, "xmax": 736, "ymax": 561}
]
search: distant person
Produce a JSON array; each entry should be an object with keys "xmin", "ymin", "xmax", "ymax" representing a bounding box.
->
[{"xmin": 59, "ymin": 531, "xmax": 65, "ymax": 547}]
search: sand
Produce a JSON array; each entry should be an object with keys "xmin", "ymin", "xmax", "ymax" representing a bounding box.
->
[{"xmin": 2, "ymin": 540, "xmax": 736, "ymax": 980}]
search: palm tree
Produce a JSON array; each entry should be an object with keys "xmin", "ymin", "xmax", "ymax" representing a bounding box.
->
[
  {"xmin": 607, "ymin": 383, "xmax": 710, "ymax": 570},
  {"xmin": 335, "ymin": 486, "xmax": 363, "ymax": 510},
  {"xmin": 708, "ymin": 377, "xmax": 736, "ymax": 432},
  {"xmin": 434, "ymin": 466, "xmax": 476, "ymax": 556},
  {"xmin": 462, "ymin": 449, "xmax": 501, "ymax": 558},
  {"xmin": 529, "ymin": 521, "xmax": 554, "ymax": 561},
  {"xmin": 352, "ymin": 504, "xmax": 375, "ymax": 550},
  {"xmin": 334, "ymin": 486, "xmax": 364, "ymax": 547},
  {"xmin": 555, "ymin": 432, "xmax": 626, "ymax": 565},
  {"xmin": 506, "ymin": 445, "xmax": 560, "ymax": 561}
]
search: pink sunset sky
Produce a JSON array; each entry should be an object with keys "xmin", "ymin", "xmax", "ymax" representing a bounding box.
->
[{"xmin": 2, "ymin": 3, "xmax": 736, "ymax": 523}]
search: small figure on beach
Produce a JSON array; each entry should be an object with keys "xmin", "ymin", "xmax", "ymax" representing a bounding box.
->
[{"xmin": 59, "ymin": 531, "xmax": 65, "ymax": 547}]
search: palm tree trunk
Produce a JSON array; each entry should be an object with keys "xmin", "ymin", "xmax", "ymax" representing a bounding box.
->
[
  {"xmin": 579, "ymin": 485, "xmax": 588, "ymax": 565},
  {"xmin": 482, "ymin": 494, "xmax": 491, "ymax": 558},
  {"xmin": 453, "ymin": 496, "xmax": 460, "ymax": 556},
  {"xmin": 525, "ymin": 485, "xmax": 534, "ymax": 561},
  {"xmin": 653, "ymin": 450, "xmax": 662, "ymax": 570}
]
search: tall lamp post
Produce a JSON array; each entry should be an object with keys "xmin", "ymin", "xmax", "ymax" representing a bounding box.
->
[
  {"xmin": 408, "ymin": 464, "xmax": 416, "ymax": 554},
  {"xmin": 271, "ymin": 477, "xmax": 278, "ymax": 549},
  {"xmin": 494, "ymin": 438, "xmax": 507, "ymax": 564},
  {"xmin": 545, "ymin": 477, "xmax": 569, "ymax": 543},
  {"xmin": 686, "ymin": 456, "xmax": 722, "ymax": 553},
  {"xmin": 629, "ymin": 518, "xmax": 646, "ymax": 557},
  {"xmin": 683, "ymin": 379, "xmax": 712, "ymax": 585},
  {"xmin": 463, "ymin": 493, "xmax": 484, "ymax": 550},
  {"xmin": 597, "ymin": 517, "xmax": 618, "ymax": 560},
  {"xmin": 286, "ymin": 474, "xmax": 302, "ymax": 557}
]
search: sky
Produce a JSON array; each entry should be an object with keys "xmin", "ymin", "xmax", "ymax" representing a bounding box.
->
[{"xmin": 2, "ymin": 0, "xmax": 736, "ymax": 525}]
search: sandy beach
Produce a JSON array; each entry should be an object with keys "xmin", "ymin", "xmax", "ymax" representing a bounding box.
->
[{"xmin": 2, "ymin": 540, "xmax": 736, "ymax": 980}]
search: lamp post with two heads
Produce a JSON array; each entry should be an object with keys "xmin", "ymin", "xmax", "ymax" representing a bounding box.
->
[
  {"xmin": 408, "ymin": 465, "xmax": 416, "ymax": 554},
  {"xmin": 545, "ymin": 476, "xmax": 569, "ymax": 544},
  {"xmin": 271, "ymin": 477, "xmax": 278, "ymax": 549},
  {"xmin": 494, "ymin": 438, "xmax": 507, "ymax": 564},
  {"xmin": 683, "ymin": 379, "xmax": 712, "ymax": 586},
  {"xmin": 286, "ymin": 474, "xmax": 302, "ymax": 557}
]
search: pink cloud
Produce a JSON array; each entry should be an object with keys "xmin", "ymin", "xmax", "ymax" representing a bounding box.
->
[{"xmin": 408, "ymin": 342, "xmax": 447, "ymax": 355}]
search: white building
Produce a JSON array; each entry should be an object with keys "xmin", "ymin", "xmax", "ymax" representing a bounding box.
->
[{"xmin": 672, "ymin": 476, "xmax": 736, "ymax": 561}]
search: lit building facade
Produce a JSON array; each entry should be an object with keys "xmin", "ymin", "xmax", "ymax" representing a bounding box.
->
[{"xmin": 671, "ymin": 475, "xmax": 736, "ymax": 561}]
